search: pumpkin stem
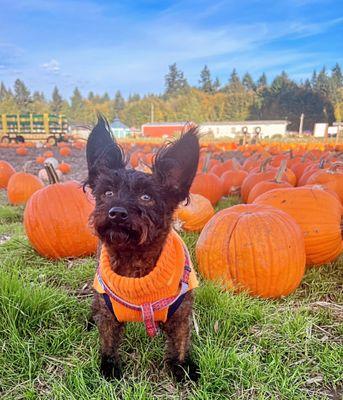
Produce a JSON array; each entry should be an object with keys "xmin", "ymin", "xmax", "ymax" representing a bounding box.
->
[
  {"xmin": 44, "ymin": 162, "xmax": 60, "ymax": 184},
  {"xmin": 285, "ymin": 149, "xmax": 293, "ymax": 159},
  {"xmin": 319, "ymin": 158, "xmax": 325, "ymax": 169},
  {"xmin": 202, "ymin": 152, "xmax": 212, "ymax": 173},
  {"xmin": 259, "ymin": 157, "xmax": 272, "ymax": 172},
  {"xmin": 275, "ymin": 159, "xmax": 287, "ymax": 183}
]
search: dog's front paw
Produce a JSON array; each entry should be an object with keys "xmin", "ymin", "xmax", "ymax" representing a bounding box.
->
[
  {"xmin": 168, "ymin": 357, "xmax": 200, "ymax": 383},
  {"xmin": 100, "ymin": 355, "xmax": 123, "ymax": 380}
]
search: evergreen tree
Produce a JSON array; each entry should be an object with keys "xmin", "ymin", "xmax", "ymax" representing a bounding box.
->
[
  {"xmin": 256, "ymin": 72, "xmax": 267, "ymax": 88},
  {"xmin": 225, "ymin": 69, "xmax": 244, "ymax": 92},
  {"xmin": 51, "ymin": 86, "xmax": 63, "ymax": 113},
  {"xmin": 316, "ymin": 67, "xmax": 332, "ymax": 97},
  {"xmin": 102, "ymin": 92, "xmax": 110, "ymax": 102},
  {"xmin": 88, "ymin": 91, "xmax": 95, "ymax": 101},
  {"xmin": 213, "ymin": 77, "xmax": 221, "ymax": 92},
  {"xmin": 14, "ymin": 79, "xmax": 31, "ymax": 111},
  {"xmin": 69, "ymin": 87, "xmax": 85, "ymax": 122},
  {"xmin": 164, "ymin": 63, "xmax": 189, "ymax": 97},
  {"xmin": 270, "ymin": 71, "xmax": 294, "ymax": 94},
  {"xmin": 33, "ymin": 91, "xmax": 46, "ymax": 102},
  {"xmin": 303, "ymin": 79, "xmax": 312, "ymax": 89},
  {"xmin": 242, "ymin": 72, "xmax": 255, "ymax": 91},
  {"xmin": 331, "ymin": 63, "xmax": 343, "ymax": 88},
  {"xmin": 114, "ymin": 90, "xmax": 125, "ymax": 114},
  {"xmin": 199, "ymin": 65, "xmax": 214, "ymax": 93},
  {"xmin": 0, "ymin": 82, "xmax": 8, "ymax": 101},
  {"xmin": 32, "ymin": 91, "xmax": 49, "ymax": 113},
  {"xmin": 311, "ymin": 70, "xmax": 317, "ymax": 89},
  {"xmin": 128, "ymin": 93, "xmax": 141, "ymax": 102}
]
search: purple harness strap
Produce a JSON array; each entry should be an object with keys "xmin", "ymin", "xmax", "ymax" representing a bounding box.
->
[{"xmin": 97, "ymin": 244, "xmax": 191, "ymax": 337}]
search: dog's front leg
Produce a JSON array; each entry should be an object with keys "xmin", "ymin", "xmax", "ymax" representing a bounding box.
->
[
  {"xmin": 92, "ymin": 293, "xmax": 124, "ymax": 380},
  {"xmin": 162, "ymin": 291, "xmax": 200, "ymax": 382}
]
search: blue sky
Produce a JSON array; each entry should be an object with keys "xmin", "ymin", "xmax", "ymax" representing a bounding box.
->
[{"xmin": 0, "ymin": 0, "xmax": 342, "ymax": 99}]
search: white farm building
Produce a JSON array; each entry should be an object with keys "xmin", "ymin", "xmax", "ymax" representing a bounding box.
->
[{"xmin": 199, "ymin": 120, "xmax": 289, "ymax": 139}]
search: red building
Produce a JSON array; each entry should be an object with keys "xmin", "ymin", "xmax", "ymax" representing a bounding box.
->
[{"xmin": 142, "ymin": 122, "xmax": 192, "ymax": 138}]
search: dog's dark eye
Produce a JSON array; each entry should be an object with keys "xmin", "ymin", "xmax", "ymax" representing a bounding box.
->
[
  {"xmin": 105, "ymin": 191, "xmax": 114, "ymax": 197},
  {"xmin": 140, "ymin": 194, "xmax": 151, "ymax": 201}
]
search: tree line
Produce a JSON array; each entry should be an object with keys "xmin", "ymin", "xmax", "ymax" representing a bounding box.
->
[{"xmin": 0, "ymin": 63, "xmax": 342, "ymax": 131}]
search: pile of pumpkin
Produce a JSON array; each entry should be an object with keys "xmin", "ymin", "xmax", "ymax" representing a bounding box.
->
[
  {"xmin": 175, "ymin": 146, "xmax": 343, "ymax": 298},
  {"xmin": 35, "ymin": 145, "xmax": 73, "ymax": 180},
  {"xmin": 0, "ymin": 140, "xmax": 342, "ymax": 301},
  {"xmin": 0, "ymin": 159, "xmax": 97, "ymax": 258}
]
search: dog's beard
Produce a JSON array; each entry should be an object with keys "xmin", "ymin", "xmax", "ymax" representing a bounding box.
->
[{"xmin": 92, "ymin": 211, "xmax": 156, "ymax": 248}]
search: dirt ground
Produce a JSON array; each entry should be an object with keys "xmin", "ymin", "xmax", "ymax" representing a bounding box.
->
[
  {"xmin": 0, "ymin": 144, "xmax": 246, "ymax": 185},
  {"xmin": 0, "ymin": 147, "xmax": 88, "ymax": 183}
]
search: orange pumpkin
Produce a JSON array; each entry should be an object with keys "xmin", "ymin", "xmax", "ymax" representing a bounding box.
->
[
  {"xmin": 72, "ymin": 141, "xmax": 85, "ymax": 150},
  {"xmin": 254, "ymin": 187, "xmax": 343, "ymax": 266},
  {"xmin": 306, "ymin": 163, "xmax": 343, "ymax": 203},
  {"xmin": 190, "ymin": 172, "xmax": 223, "ymax": 205},
  {"xmin": 58, "ymin": 162, "xmax": 71, "ymax": 174},
  {"xmin": 16, "ymin": 147, "xmax": 28, "ymax": 156},
  {"xmin": 196, "ymin": 204, "xmax": 306, "ymax": 298},
  {"xmin": 130, "ymin": 151, "xmax": 145, "ymax": 168},
  {"xmin": 247, "ymin": 161, "xmax": 292, "ymax": 203},
  {"xmin": 174, "ymin": 194, "xmax": 214, "ymax": 232},
  {"xmin": 59, "ymin": 147, "xmax": 72, "ymax": 157},
  {"xmin": 7, "ymin": 172, "xmax": 44, "ymax": 205},
  {"xmin": 0, "ymin": 160, "xmax": 16, "ymax": 188},
  {"xmin": 240, "ymin": 159, "xmax": 276, "ymax": 202},
  {"xmin": 43, "ymin": 151, "xmax": 54, "ymax": 158},
  {"xmin": 221, "ymin": 169, "xmax": 248, "ymax": 196},
  {"xmin": 291, "ymin": 156, "xmax": 313, "ymax": 182},
  {"xmin": 24, "ymin": 165, "xmax": 97, "ymax": 259},
  {"xmin": 297, "ymin": 160, "xmax": 327, "ymax": 186},
  {"xmin": 209, "ymin": 159, "xmax": 235, "ymax": 177},
  {"xmin": 36, "ymin": 156, "xmax": 45, "ymax": 164}
]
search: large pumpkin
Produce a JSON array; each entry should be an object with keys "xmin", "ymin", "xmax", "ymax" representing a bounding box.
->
[
  {"xmin": 0, "ymin": 160, "xmax": 16, "ymax": 188},
  {"xmin": 7, "ymin": 172, "xmax": 44, "ymax": 205},
  {"xmin": 196, "ymin": 204, "xmax": 306, "ymax": 298},
  {"xmin": 306, "ymin": 163, "xmax": 343, "ymax": 203},
  {"xmin": 190, "ymin": 172, "xmax": 223, "ymax": 205},
  {"xmin": 24, "ymin": 165, "xmax": 97, "ymax": 259},
  {"xmin": 174, "ymin": 193, "xmax": 214, "ymax": 232},
  {"xmin": 254, "ymin": 187, "xmax": 343, "ymax": 266}
]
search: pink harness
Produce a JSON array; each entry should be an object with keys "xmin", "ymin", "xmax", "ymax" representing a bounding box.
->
[{"xmin": 96, "ymin": 245, "xmax": 191, "ymax": 337}]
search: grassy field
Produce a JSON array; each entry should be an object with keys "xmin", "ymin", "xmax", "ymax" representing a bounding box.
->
[{"xmin": 0, "ymin": 191, "xmax": 342, "ymax": 400}]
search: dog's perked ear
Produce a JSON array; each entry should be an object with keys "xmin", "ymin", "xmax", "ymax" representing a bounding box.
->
[
  {"xmin": 153, "ymin": 126, "xmax": 199, "ymax": 202},
  {"xmin": 86, "ymin": 115, "xmax": 126, "ymax": 188}
]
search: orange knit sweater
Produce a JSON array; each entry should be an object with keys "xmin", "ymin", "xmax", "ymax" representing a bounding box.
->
[{"xmin": 93, "ymin": 230, "xmax": 198, "ymax": 323}]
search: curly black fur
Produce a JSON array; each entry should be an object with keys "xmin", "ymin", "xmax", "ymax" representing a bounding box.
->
[{"xmin": 86, "ymin": 116, "xmax": 200, "ymax": 382}]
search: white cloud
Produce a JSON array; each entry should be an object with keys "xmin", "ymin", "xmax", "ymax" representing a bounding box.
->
[{"xmin": 40, "ymin": 59, "xmax": 60, "ymax": 73}]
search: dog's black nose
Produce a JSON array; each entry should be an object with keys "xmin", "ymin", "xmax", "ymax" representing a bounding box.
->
[{"xmin": 108, "ymin": 207, "xmax": 128, "ymax": 221}]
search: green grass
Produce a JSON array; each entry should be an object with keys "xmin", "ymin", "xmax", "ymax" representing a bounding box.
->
[{"xmin": 0, "ymin": 189, "xmax": 342, "ymax": 399}]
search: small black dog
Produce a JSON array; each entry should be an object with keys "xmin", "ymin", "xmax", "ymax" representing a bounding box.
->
[{"xmin": 86, "ymin": 117, "xmax": 200, "ymax": 382}]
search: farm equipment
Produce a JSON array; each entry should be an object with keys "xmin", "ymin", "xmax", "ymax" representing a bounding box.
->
[{"xmin": 0, "ymin": 113, "xmax": 69, "ymax": 145}]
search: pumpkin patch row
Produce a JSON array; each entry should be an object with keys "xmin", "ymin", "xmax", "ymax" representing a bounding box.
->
[{"xmin": 0, "ymin": 138, "xmax": 342, "ymax": 302}]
